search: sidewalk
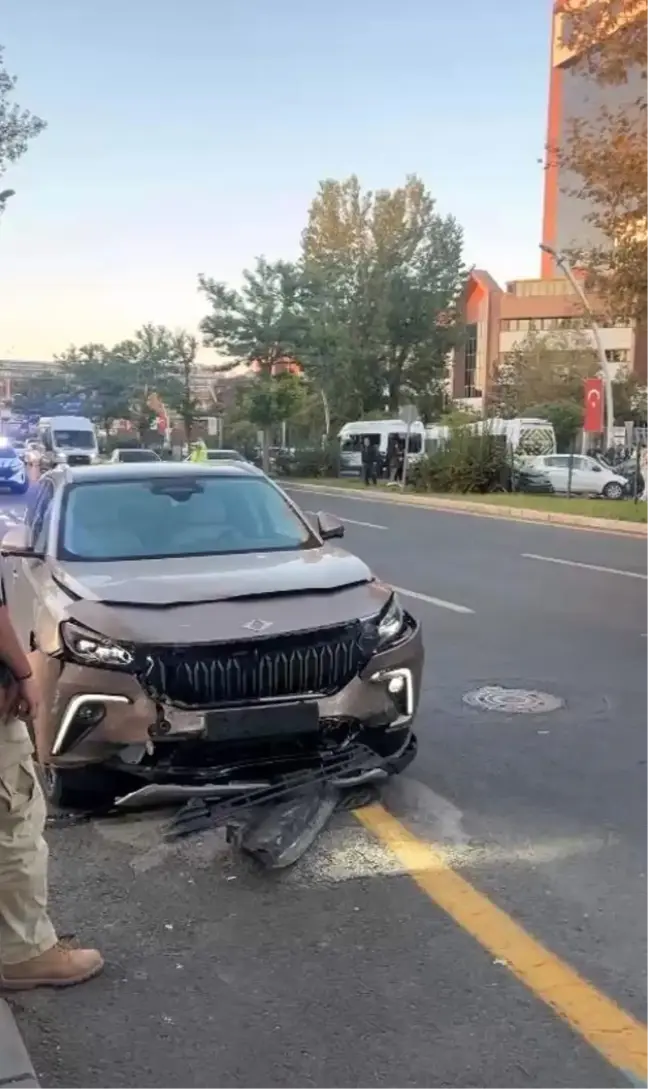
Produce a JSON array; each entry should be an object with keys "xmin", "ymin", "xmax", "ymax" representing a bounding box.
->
[
  {"xmin": 289, "ymin": 482, "xmax": 648, "ymax": 537},
  {"xmin": 0, "ymin": 999, "xmax": 40, "ymax": 1086}
]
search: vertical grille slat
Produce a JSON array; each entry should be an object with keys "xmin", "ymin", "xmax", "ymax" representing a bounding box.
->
[{"xmin": 140, "ymin": 622, "xmax": 374, "ymax": 707}]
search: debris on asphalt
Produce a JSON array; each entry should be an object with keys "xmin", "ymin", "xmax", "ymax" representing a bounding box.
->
[{"xmin": 46, "ymin": 746, "xmax": 384, "ymax": 873}]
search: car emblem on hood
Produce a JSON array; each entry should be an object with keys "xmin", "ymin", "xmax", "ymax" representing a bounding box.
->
[{"xmin": 242, "ymin": 619, "xmax": 274, "ymax": 634}]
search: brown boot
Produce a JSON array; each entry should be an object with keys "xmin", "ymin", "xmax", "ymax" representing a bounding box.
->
[{"xmin": 0, "ymin": 940, "xmax": 104, "ymax": 990}]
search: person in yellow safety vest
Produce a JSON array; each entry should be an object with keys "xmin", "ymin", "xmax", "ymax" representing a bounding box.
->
[{"xmin": 188, "ymin": 439, "xmax": 208, "ymax": 463}]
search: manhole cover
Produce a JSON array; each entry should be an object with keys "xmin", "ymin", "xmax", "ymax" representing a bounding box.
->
[{"xmin": 462, "ymin": 685, "xmax": 564, "ymax": 714}]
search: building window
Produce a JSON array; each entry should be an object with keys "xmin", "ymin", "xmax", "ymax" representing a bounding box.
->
[
  {"xmin": 605, "ymin": 349, "xmax": 630, "ymax": 364},
  {"xmin": 464, "ymin": 323, "xmax": 478, "ymax": 397},
  {"xmin": 500, "ymin": 316, "xmax": 584, "ymax": 333}
]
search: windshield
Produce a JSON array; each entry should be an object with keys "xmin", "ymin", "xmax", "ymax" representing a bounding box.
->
[
  {"xmin": 207, "ymin": 450, "xmax": 244, "ymax": 461},
  {"xmin": 53, "ymin": 429, "xmax": 96, "ymax": 450},
  {"xmin": 60, "ymin": 475, "xmax": 318, "ymax": 561},
  {"xmin": 117, "ymin": 449, "xmax": 160, "ymax": 462},
  {"xmin": 0, "ymin": 446, "xmax": 18, "ymax": 458},
  {"xmin": 341, "ymin": 432, "xmax": 381, "ymax": 452}
]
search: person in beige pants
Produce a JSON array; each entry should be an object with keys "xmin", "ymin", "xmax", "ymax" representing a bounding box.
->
[{"xmin": 0, "ymin": 580, "xmax": 103, "ymax": 989}]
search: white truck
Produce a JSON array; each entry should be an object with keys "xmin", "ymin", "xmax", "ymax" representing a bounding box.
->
[{"xmin": 37, "ymin": 415, "xmax": 99, "ymax": 468}]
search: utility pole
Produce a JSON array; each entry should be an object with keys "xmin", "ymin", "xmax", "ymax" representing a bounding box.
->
[{"xmin": 539, "ymin": 243, "xmax": 615, "ymax": 450}]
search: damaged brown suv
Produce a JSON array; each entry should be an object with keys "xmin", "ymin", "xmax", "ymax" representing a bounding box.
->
[{"xmin": 1, "ymin": 462, "xmax": 423, "ymax": 810}]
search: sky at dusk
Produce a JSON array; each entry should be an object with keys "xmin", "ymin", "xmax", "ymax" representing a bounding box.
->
[{"xmin": 0, "ymin": 0, "xmax": 551, "ymax": 361}]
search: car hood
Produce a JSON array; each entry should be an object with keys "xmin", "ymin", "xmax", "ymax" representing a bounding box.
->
[{"xmin": 53, "ymin": 548, "xmax": 391, "ymax": 644}]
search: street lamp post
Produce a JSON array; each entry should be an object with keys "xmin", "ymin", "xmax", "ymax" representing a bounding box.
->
[{"xmin": 539, "ymin": 243, "xmax": 615, "ymax": 450}]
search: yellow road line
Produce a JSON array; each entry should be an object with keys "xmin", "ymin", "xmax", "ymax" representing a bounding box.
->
[{"xmin": 356, "ymin": 804, "xmax": 647, "ymax": 1083}]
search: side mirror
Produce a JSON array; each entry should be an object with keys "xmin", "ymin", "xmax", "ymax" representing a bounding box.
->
[
  {"xmin": 317, "ymin": 512, "xmax": 345, "ymax": 541},
  {"xmin": 1, "ymin": 525, "xmax": 42, "ymax": 559},
  {"xmin": 592, "ymin": 465, "xmax": 602, "ymax": 472}
]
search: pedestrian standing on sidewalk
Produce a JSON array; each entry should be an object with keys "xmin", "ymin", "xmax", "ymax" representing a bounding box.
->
[
  {"xmin": 0, "ymin": 577, "xmax": 103, "ymax": 990},
  {"xmin": 361, "ymin": 437, "xmax": 378, "ymax": 486}
]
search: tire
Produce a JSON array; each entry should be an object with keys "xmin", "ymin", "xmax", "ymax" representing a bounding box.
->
[
  {"xmin": 602, "ymin": 481, "xmax": 624, "ymax": 500},
  {"xmin": 38, "ymin": 764, "xmax": 119, "ymax": 812}
]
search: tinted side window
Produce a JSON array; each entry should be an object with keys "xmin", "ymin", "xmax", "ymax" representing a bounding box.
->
[
  {"xmin": 25, "ymin": 481, "xmax": 48, "ymax": 527},
  {"xmin": 32, "ymin": 481, "xmax": 55, "ymax": 551}
]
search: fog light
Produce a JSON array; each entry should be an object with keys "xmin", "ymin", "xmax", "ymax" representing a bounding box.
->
[
  {"xmin": 370, "ymin": 667, "xmax": 414, "ymax": 718},
  {"xmin": 74, "ymin": 703, "xmax": 106, "ymax": 726},
  {"xmin": 58, "ymin": 701, "xmax": 106, "ymax": 753}
]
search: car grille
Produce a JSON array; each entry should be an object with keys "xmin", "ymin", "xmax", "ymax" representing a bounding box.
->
[{"xmin": 139, "ymin": 621, "xmax": 376, "ymax": 707}]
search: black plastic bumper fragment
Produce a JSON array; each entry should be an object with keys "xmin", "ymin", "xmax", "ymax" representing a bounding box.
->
[{"xmin": 163, "ymin": 742, "xmax": 382, "ymax": 843}]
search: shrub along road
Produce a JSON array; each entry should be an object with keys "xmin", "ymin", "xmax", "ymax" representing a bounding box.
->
[{"xmin": 0, "ymin": 489, "xmax": 645, "ymax": 1089}]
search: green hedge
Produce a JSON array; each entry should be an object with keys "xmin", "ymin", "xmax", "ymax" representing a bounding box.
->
[
  {"xmin": 276, "ymin": 444, "xmax": 341, "ymax": 478},
  {"xmin": 409, "ymin": 433, "xmax": 510, "ymax": 493}
]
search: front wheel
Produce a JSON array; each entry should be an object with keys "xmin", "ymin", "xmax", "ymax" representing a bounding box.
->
[
  {"xmin": 602, "ymin": 481, "xmax": 624, "ymax": 500},
  {"xmin": 38, "ymin": 764, "xmax": 119, "ymax": 812}
]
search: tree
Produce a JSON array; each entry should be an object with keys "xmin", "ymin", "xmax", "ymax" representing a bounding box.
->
[
  {"xmin": 0, "ymin": 45, "xmax": 46, "ymax": 189},
  {"xmin": 559, "ymin": 0, "xmax": 646, "ymax": 84},
  {"xmin": 57, "ymin": 344, "xmax": 133, "ymax": 432},
  {"xmin": 56, "ymin": 326, "xmax": 201, "ymax": 441},
  {"xmin": 556, "ymin": 0, "xmax": 647, "ymax": 321},
  {"xmin": 245, "ymin": 370, "xmax": 305, "ymax": 436},
  {"xmin": 490, "ymin": 327, "xmax": 599, "ymax": 417},
  {"xmin": 10, "ymin": 370, "xmax": 73, "ymax": 415},
  {"xmin": 611, "ymin": 367, "xmax": 648, "ymax": 424},
  {"xmin": 199, "ymin": 259, "xmax": 305, "ymax": 469},
  {"xmin": 300, "ymin": 175, "xmax": 466, "ymax": 416},
  {"xmin": 523, "ymin": 401, "xmax": 584, "ymax": 452},
  {"xmin": 169, "ymin": 331, "xmax": 199, "ymax": 444},
  {"xmin": 288, "ymin": 264, "xmax": 358, "ymax": 435}
]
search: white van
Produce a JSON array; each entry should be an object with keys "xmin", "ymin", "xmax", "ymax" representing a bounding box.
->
[
  {"xmin": 38, "ymin": 415, "xmax": 99, "ymax": 468},
  {"xmin": 424, "ymin": 417, "xmax": 557, "ymax": 458},
  {"xmin": 338, "ymin": 419, "xmax": 426, "ymax": 474}
]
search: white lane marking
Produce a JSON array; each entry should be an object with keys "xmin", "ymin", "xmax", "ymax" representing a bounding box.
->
[
  {"xmin": 305, "ymin": 510, "xmax": 388, "ymax": 530},
  {"xmin": 522, "ymin": 553, "xmax": 647, "ymax": 581},
  {"xmin": 391, "ymin": 584, "xmax": 475, "ymax": 615}
]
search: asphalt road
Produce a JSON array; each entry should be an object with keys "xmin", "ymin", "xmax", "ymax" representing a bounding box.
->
[{"xmin": 1, "ymin": 484, "xmax": 646, "ymax": 1089}]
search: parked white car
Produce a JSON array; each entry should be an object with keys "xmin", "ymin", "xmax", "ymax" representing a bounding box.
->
[{"xmin": 531, "ymin": 454, "xmax": 628, "ymax": 499}]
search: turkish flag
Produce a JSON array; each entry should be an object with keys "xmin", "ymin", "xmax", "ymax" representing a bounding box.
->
[{"xmin": 583, "ymin": 377, "xmax": 604, "ymax": 432}]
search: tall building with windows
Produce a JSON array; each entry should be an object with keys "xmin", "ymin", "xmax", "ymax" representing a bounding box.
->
[
  {"xmin": 541, "ymin": 0, "xmax": 646, "ymax": 277},
  {"xmin": 450, "ymin": 270, "xmax": 641, "ymax": 411}
]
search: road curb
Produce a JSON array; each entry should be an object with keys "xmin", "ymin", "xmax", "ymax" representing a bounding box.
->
[
  {"xmin": 288, "ymin": 483, "xmax": 647, "ymax": 537},
  {"xmin": 0, "ymin": 999, "xmax": 40, "ymax": 1087}
]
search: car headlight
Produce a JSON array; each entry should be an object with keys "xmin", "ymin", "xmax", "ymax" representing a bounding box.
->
[
  {"xmin": 377, "ymin": 594, "xmax": 406, "ymax": 648},
  {"xmin": 61, "ymin": 620, "xmax": 135, "ymax": 668}
]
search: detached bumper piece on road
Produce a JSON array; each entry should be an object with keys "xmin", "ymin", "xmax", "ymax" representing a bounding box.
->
[
  {"xmin": 163, "ymin": 741, "xmax": 393, "ymax": 867},
  {"xmin": 49, "ymin": 737, "xmax": 417, "ymax": 869}
]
